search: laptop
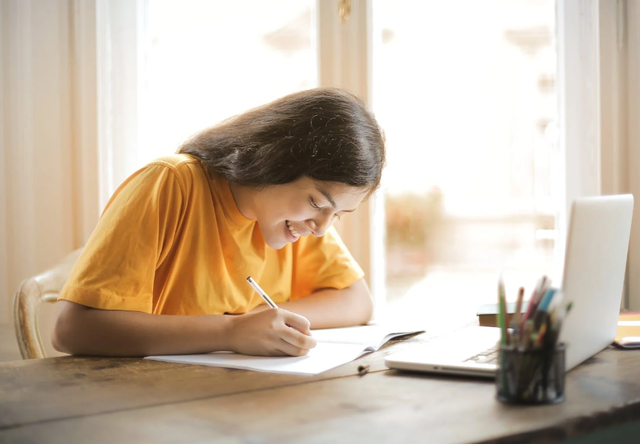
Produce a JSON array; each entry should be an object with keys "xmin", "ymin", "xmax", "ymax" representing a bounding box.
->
[{"xmin": 384, "ymin": 194, "xmax": 634, "ymax": 378}]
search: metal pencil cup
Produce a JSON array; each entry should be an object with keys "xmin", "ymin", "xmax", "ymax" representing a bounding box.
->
[{"xmin": 496, "ymin": 343, "xmax": 566, "ymax": 405}]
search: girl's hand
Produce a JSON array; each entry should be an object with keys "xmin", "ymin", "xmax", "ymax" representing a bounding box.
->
[{"xmin": 227, "ymin": 309, "xmax": 317, "ymax": 356}]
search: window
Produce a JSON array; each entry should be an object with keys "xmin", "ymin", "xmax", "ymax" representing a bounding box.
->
[
  {"xmin": 372, "ymin": 0, "xmax": 559, "ymax": 328},
  {"xmin": 139, "ymin": 0, "xmax": 318, "ymax": 165}
]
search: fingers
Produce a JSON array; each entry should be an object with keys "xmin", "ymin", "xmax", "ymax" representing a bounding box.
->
[
  {"xmin": 275, "ymin": 339, "xmax": 313, "ymax": 357},
  {"xmin": 274, "ymin": 310, "xmax": 316, "ymax": 355},
  {"xmin": 279, "ymin": 324, "xmax": 317, "ymax": 351},
  {"xmin": 280, "ymin": 310, "xmax": 312, "ymax": 335},
  {"xmin": 230, "ymin": 309, "xmax": 316, "ymax": 357},
  {"xmin": 267, "ymin": 310, "xmax": 316, "ymax": 356}
]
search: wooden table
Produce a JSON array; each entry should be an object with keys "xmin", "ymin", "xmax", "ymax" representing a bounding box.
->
[{"xmin": 2, "ymin": 332, "xmax": 640, "ymax": 444}]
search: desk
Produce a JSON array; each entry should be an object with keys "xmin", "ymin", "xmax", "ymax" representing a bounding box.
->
[{"xmin": 2, "ymin": 333, "xmax": 640, "ymax": 444}]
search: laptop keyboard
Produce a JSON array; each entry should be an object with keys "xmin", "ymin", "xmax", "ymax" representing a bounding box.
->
[{"xmin": 464, "ymin": 344, "xmax": 499, "ymax": 364}]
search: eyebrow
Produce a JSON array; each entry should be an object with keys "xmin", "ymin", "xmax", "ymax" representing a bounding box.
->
[{"xmin": 317, "ymin": 188, "xmax": 356, "ymax": 213}]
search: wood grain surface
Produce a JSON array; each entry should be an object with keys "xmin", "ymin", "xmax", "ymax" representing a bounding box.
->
[{"xmin": 1, "ymin": 333, "xmax": 640, "ymax": 444}]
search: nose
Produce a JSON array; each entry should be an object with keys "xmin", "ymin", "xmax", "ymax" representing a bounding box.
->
[{"xmin": 305, "ymin": 214, "xmax": 333, "ymax": 237}]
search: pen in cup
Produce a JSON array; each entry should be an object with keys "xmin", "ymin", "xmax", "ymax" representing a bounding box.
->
[
  {"xmin": 498, "ymin": 274, "xmax": 508, "ymax": 345},
  {"xmin": 511, "ymin": 286, "xmax": 525, "ymax": 345},
  {"xmin": 521, "ymin": 276, "xmax": 545, "ymax": 329},
  {"xmin": 246, "ymin": 276, "xmax": 279, "ymax": 309}
]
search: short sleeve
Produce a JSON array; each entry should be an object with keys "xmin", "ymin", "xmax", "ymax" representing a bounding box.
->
[
  {"xmin": 59, "ymin": 163, "xmax": 185, "ymax": 313},
  {"xmin": 290, "ymin": 226, "xmax": 365, "ymax": 300}
]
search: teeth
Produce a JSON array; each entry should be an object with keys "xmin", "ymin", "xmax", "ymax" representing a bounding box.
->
[{"xmin": 286, "ymin": 220, "xmax": 300, "ymax": 238}]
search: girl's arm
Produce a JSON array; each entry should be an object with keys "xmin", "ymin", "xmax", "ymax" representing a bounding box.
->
[
  {"xmin": 274, "ymin": 278, "xmax": 373, "ymax": 329},
  {"xmin": 52, "ymin": 300, "xmax": 316, "ymax": 357}
]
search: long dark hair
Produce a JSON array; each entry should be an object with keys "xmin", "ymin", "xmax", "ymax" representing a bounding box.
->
[{"xmin": 178, "ymin": 88, "xmax": 385, "ymax": 192}]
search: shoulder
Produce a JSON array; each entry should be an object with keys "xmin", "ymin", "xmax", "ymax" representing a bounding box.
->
[
  {"xmin": 139, "ymin": 154, "xmax": 209, "ymax": 192},
  {"xmin": 105, "ymin": 154, "xmax": 207, "ymax": 208},
  {"xmin": 151, "ymin": 153, "xmax": 202, "ymax": 170},
  {"xmin": 148, "ymin": 154, "xmax": 206, "ymax": 177}
]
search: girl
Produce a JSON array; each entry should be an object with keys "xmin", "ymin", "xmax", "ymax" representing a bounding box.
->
[{"xmin": 52, "ymin": 87, "xmax": 385, "ymax": 358}]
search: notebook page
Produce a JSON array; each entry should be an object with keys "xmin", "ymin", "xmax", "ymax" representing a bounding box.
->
[
  {"xmin": 312, "ymin": 324, "xmax": 424, "ymax": 349},
  {"xmin": 146, "ymin": 341, "xmax": 371, "ymax": 376}
]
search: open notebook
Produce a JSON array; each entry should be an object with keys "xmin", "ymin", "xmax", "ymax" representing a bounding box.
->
[{"xmin": 146, "ymin": 324, "xmax": 423, "ymax": 376}]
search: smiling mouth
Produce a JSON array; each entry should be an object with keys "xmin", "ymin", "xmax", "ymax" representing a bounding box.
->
[{"xmin": 285, "ymin": 220, "xmax": 302, "ymax": 240}]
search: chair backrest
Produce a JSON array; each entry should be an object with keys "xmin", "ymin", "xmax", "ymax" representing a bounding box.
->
[{"xmin": 13, "ymin": 248, "xmax": 83, "ymax": 359}]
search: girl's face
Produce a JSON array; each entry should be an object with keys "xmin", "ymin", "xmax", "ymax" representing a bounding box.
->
[{"xmin": 249, "ymin": 177, "xmax": 369, "ymax": 250}]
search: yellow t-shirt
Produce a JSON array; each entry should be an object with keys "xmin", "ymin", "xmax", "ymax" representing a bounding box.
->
[{"xmin": 59, "ymin": 154, "xmax": 364, "ymax": 315}]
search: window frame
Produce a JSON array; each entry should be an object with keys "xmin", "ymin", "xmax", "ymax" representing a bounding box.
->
[
  {"xmin": 317, "ymin": 0, "xmax": 386, "ymax": 311},
  {"xmin": 557, "ymin": 0, "xmax": 639, "ymax": 309},
  {"xmin": 623, "ymin": 0, "xmax": 640, "ymax": 310}
]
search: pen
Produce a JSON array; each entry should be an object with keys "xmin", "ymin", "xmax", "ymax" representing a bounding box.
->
[
  {"xmin": 535, "ymin": 323, "xmax": 547, "ymax": 348},
  {"xmin": 521, "ymin": 276, "xmax": 549, "ymax": 329},
  {"xmin": 246, "ymin": 276, "xmax": 278, "ymax": 309},
  {"xmin": 532, "ymin": 288, "xmax": 557, "ymax": 330},
  {"xmin": 537, "ymin": 288, "xmax": 557, "ymax": 313},
  {"xmin": 512, "ymin": 286, "xmax": 525, "ymax": 332},
  {"xmin": 522, "ymin": 320, "xmax": 534, "ymax": 349},
  {"xmin": 510, "ymin": 286, "xmax": 525, "ymax": 345},
  {"xmin": 498, "ymin": 274, "xmax": 507, "ymax": 346}
]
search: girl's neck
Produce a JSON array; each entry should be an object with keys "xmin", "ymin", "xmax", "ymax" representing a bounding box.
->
[{"xmin": 228, "ymin": 182, "xmax": 257, "ymax": 220}]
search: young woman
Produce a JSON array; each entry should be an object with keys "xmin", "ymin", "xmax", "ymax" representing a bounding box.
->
[{"xmin": 52, "ymin": 87, "xmax": 385, "ymax": 358}]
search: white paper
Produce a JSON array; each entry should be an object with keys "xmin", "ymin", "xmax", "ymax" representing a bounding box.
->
[
  {"xmin": 145, "ymin": 325, "xmax": 423, "ymax": 376},
  {"xmin": 618, "ymin": 320, "xmax": 640, "ymax": 327},
  {"xmin": 311, "ymin": 324, "xmax": 411, "ymax": 348},
  {"xmin": 146, "ymin": 342, "xmax": 371, "ymax": 376}
]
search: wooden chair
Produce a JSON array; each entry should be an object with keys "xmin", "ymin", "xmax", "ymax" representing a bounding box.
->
[{"xmin": 12, "ymin": 248, "xmax": 83, "ymax": 359}]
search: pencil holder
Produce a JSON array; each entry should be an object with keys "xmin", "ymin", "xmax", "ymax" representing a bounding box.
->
[{"xmin": 496, "ymin": 343, "xmax": 566, "ymax": 405}]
